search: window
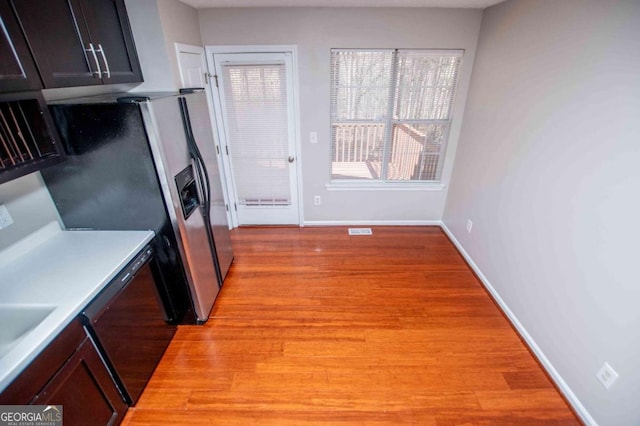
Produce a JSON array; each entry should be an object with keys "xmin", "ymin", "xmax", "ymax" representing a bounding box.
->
[{"xmin": 330, "ymin": 49, "xmax": 463, "ymax": 183}]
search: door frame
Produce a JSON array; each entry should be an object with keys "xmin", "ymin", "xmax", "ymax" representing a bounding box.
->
[
  {"xmin": 174, "ymin": 42, "xmax": 234, "ymax": 229},
  {"xmin": 205, "ymin": 45, "xmax": 304, "ymax": 228}
]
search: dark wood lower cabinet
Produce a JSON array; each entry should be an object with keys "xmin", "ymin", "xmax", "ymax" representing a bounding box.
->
[
  {"xmin": 0, "ymin": 318, "xmax": 127, "ymax": 426},
  {"xmin": 33, "ymin": 337, "xmax": 128, "ymax": 426}
]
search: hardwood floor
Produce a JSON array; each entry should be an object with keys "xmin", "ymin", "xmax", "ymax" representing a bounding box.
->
[{"xmin": 122, "ymin": 226, "xmax": 580, "ymax": 425}]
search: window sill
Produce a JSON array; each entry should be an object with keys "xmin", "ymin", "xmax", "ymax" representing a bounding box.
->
[{"xmin": 325, "ymin": 181, "xmax": 446, "ymax": 191}]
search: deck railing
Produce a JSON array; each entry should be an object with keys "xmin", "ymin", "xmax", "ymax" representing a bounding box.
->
[
  {"xmin": 332, "ymin": 123, "xmax": 441, "ymax": 181},
  {"xmin": 332, "ymin": 122, "xmax": 384, "ymax": 163}
]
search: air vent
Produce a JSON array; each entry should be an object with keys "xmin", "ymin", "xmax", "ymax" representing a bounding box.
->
[{"xmin": 348, "ymin": 228, "xmax": 373, "ymax": 236}]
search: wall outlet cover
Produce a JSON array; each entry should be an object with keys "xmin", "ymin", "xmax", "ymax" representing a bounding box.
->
[
  {"xmin": 0, "ymin": 204, "xmax": 14, "ymax": 230},
  {"xmin": 596, "ymin": 362, "xmax": 619, "ymax": 390}
]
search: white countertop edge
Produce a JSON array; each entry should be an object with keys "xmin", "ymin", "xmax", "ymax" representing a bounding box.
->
[{"xmin": 0, "ymin": 228, "xmax": 155, "ymax": 392}]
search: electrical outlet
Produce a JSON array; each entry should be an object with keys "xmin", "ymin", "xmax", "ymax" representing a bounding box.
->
[
  {"xmin": 314, "ymin": 195, "xmax": 321, "ymax": 206},
  {"xmin": 310, "ymin": 131, "xmax": 318, "ymax": 144},
  {"xmin": 0, "ymin": 204, "xmax": 14, "ymax": 230},
  {"xmin": 597, "ymin": 362, "xmax": 619, "ymax": 390},
  {"xmin": 466, "ymin": 219, "xmax": 473, "ymax": 233}
]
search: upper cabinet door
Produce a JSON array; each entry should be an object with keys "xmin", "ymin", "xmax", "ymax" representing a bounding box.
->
[
  {"xmin": 0, "ymin": 0, "xmax": 42, "ymax": 92},
  {"xmin": 11, "ymin": 0, "xmax": 101, "ymax": 88},
  {"xmin": 79, "ymin": 0, "xmax": 142, "ymax": 84},
  {"xmin": 10, "ymin": 0, "xmax": 142, "ymax": 89}
]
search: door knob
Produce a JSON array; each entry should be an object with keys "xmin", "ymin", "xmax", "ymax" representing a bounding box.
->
[{"xmin": 288, "ymin": 156, "xmax": 295, "ymax": 163}]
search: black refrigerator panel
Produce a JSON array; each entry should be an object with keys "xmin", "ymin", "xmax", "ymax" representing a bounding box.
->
[
  {"xmin": 41, "ymin": 103, "xmax": 195, "ymax": 324},
  {"xmin": 44, "ymin": 104, "xmax": 166, "ymax": 230},
  {"xmin": 149, "ymin": 225, "xmax": 195, "ymax": 324}
]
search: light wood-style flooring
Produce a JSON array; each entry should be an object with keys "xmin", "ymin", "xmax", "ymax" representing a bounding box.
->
[{"xmin": 122, "ymin": 226, "xmax": 580, "ymax": 425}]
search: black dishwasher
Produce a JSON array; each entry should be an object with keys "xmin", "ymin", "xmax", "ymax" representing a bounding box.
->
[{"xmin": 81, "ymin": 245, "xmax": 176, "ymax": 405}]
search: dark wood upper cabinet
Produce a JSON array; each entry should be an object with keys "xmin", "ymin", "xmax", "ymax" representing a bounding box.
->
[
  {"xmin": 80, "ymin": 0, "xmax": 142, "ymax": 85},
  {"xmin": 0, "ymin": 0, "xmax": 42, "ymax": 92},
  {"xmin": 11, "ymin": 0, "xmax": 142, "ymax": 89},
  {"xmin": 11, "ymin": 0, "xmax": 100, "ymax": 88}
]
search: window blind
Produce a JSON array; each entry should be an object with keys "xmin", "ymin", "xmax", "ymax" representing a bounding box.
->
[
  {"xmin": 221, "ymin": 62, "xmax": 292, "ymax": 206},
  {"xmin": 330, "ymin": 49, "xmax": 462, "ymax": 182}
]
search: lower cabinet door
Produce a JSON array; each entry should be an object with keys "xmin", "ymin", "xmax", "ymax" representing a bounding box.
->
[{"xmin": 33, "ymin": 337, "xmax": 128, "ymax": 426}]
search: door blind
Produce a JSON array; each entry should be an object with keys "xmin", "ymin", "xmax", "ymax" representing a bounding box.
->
[{"xmin": 221, "ymin": 62, "xmax": 292, "ymax": 206}]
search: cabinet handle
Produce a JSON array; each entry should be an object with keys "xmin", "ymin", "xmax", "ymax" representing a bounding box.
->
[
  {"xmin": 96, "ymin": 44, "xmax": 111, "ymax": 79},
  {"xmin": 85, "ymin": 43, "xmax": 102, "ymax": 79}
]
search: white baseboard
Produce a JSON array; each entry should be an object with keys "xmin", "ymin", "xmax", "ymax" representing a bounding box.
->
[
  {"xmin": 303, "ymin": 220, "xmax": 442, "ymax": 227},
  {"xmin": 439, "ymin": 222, "xmax": 596, "ymax": 426}
]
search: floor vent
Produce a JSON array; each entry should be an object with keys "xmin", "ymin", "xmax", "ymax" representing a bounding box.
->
[{"xmin": 348, "ymin": 228, "xmax": 373, "ymax": 236}]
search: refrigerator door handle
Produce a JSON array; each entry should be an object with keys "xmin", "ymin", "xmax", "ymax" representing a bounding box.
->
[
  {"xmin": 179, "ymin": 97, "xmax": 210, "ymax": 214},
  {"xmin": 198, "ymin": 158, "xmax": 211, "ymax": 212},
  {"xmin": 191, "ymin": 158, "xmax": 204, "ymax": 208},
  {"xmin": 193, "ymin": 149, "xmax": 209, "ymax": 210}
]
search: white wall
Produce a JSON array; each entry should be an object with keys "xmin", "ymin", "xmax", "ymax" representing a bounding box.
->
[
  {"xmin": 0, "ymin": 173, "xmax": 61, "ymax": 252},
  {"xmin": 126, "ymin": 0, "xmax": 202, "ymax": 91},
  {"xmin": 125, "ymin": 0, "xmax": 176, "ymax": 91},
  {"xmin": 443, "ymin": 0, "xmax": 640, "ymax": 424},
  {"xmin": 198, "ymin": 7, "xmax": 482, "ymax": 223},
  {"xmin": 157, "ymin": 0, "xmax": 203, "ymax": 89}
]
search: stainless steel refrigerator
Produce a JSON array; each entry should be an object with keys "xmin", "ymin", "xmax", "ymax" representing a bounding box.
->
[{"xmin": 42, "ymin": 90, "xmax": 233, "ymax": 323}]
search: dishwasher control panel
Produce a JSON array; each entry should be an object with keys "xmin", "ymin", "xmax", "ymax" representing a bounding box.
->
[
  {"xmin": 82, "ymin": 244, "xmax": 154, "ymax": 322},
  {"xmin": 119, "ymin": 246, "xmax": 154, "ymax": 285}
]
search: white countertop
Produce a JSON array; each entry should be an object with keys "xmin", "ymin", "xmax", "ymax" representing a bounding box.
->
[{"xmin": 0, "ymin": 222, "xmax": 154, "ymax": 392}]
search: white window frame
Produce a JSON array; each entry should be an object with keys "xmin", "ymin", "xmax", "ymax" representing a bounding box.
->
[{"xmin": 328, "ymin": 48, "xmax": 463, "ymax": 190}]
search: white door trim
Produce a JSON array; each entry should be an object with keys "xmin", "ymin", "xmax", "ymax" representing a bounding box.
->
[{"xmin": 205, "ymin": 45, "xmax": 304, "ymax": 227}]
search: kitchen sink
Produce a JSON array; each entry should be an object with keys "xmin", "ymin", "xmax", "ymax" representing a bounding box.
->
[{"xmin": 0, "ymin": 305, "xmax": 56, "ymax": 358}]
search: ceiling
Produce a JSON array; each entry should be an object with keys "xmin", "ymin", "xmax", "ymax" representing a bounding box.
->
[{"xmin": 179, "ymin": 0, "xmax": 506, "ymax": 9}]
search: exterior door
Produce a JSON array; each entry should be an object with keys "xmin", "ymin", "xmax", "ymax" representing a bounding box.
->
[{"xmin": 209, "ymin": 51, "xmax": 300, "ymax": 225}]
